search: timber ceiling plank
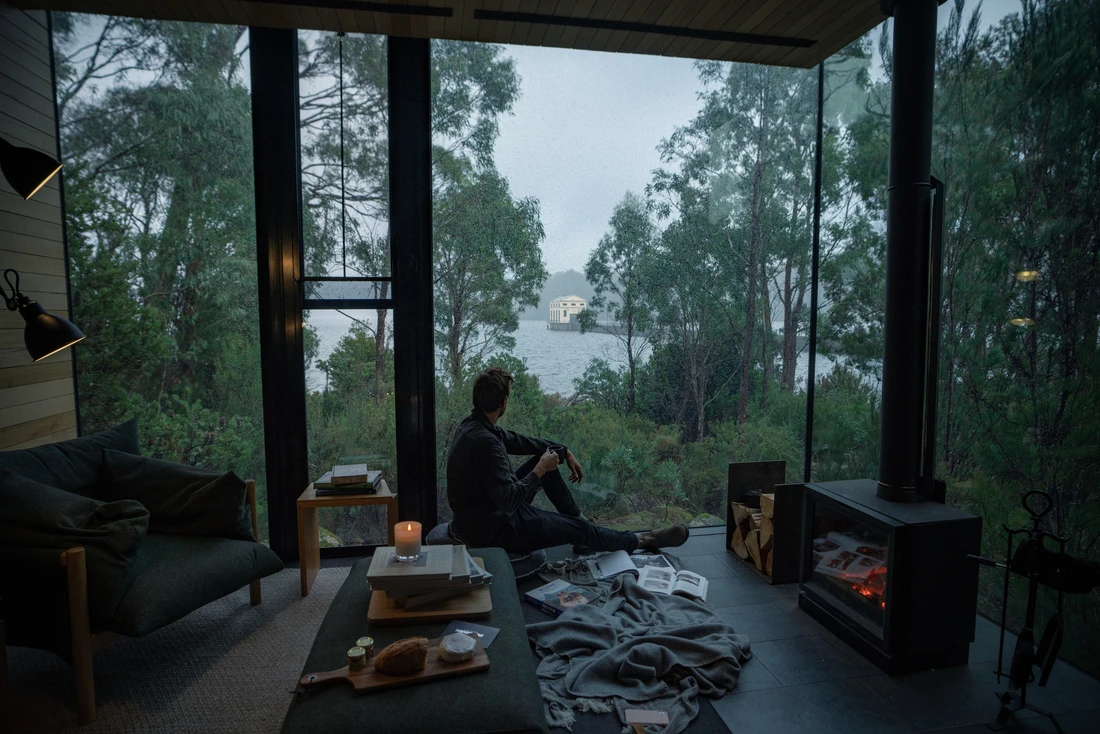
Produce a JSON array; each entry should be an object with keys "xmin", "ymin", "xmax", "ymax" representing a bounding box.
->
[{"xmin": 14, "ymin": 0, "xmax": 888, "ymax": 68}]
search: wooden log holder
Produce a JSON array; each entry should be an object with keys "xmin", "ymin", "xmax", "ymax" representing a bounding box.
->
[{"xmin": 725, "ymin": 462, "xmax": 803, "ymax": 584}]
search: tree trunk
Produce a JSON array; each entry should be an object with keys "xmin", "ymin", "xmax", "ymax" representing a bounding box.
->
[
  {"xmin": 626, "ymin": 319, "xmax": 636, "ymax": 413},
  {"xmin": 761, "ymin": 256, "xmax": 772, "ymax": 415},
  {"xmin": 374, "ymin": 281, "xmax": 389, "ymax": 405},
  {"xmin": 737, "ymin": 158, "xmax": 765, "ymax": 425},
  {"xmin": 782, "ymin": 256, "xmax": 797, "ymax": 391}
]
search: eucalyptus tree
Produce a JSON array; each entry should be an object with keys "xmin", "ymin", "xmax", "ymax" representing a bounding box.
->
[{"xmin": 580, "ymin": 192, "xmax": 657, "ymax": 413}]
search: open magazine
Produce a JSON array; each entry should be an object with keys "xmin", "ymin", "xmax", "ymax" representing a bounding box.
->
[
  {"xmin": 637, "ymin": 566, "xmax": 708, "ymax": 603},
  {"xmin": 812, "ymin": 531, "xmax": 888, "ymax": 585},
  {"xmin": 587, "ymin": 550, "xmax": 674, "ymax": 580}
]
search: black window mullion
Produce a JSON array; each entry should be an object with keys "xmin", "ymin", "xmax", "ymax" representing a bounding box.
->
[
  {"xmin": 388, "ymin": 36, "xmax": 437, "ymax": 531},
  {"xmin": 251, "ymin": 26, "xmax": 309, "ymax": 561}
]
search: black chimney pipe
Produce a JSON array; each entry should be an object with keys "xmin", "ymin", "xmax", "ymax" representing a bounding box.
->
[{"xmin": 877, "ymin": 0, "xmax": 940, "ymax": 502}]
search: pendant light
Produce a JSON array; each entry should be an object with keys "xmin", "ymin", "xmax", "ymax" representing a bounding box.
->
[
  {"xmin": 0, "ymin": 137, "xmax": 62, "ymax": 200},
  {"xmin": 2, "ymin": 269, "xmax": 85, "ymax": 361}
]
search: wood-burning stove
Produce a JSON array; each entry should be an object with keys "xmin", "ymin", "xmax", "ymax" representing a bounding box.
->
[{"xmin": 799, "ymin": 479, "xmax": 982, "ymax": 674}]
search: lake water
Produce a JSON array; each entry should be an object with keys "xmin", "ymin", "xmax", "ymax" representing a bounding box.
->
[{"xmin": 307, "ymin": 313, "xmax": 830, "ymax": 396}]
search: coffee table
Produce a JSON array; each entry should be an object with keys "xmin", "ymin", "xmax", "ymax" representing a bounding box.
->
[
  {"xmin": 281, "ymin": 548, "xmax": 547, "ymax": 734},
  {"xmin": 297, "ymin": 480, "xmax": 397, "ymax": 597}
]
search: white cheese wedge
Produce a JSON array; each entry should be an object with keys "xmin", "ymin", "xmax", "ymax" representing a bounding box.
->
[{"xmin": 439, "ymin": 632, "xmax": 477, "ymax": 663}]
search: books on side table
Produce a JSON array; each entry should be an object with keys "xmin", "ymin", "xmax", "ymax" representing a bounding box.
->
[
  {"xmin": 367, "ymin": 545, "xmax": 493, "ymax": 610},
  {"xmin": 313, "ymin": 464, "xmax": 383, "ymax": 495}
]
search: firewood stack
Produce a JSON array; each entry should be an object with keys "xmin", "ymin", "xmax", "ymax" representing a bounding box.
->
[{"xmin": 730, "ymin": 493, "xmax": 776, "ymax": 576}]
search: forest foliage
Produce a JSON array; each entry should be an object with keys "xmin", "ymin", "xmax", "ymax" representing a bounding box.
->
[{"xmin": 53, "ymin": 0, "xmax": 1099, "ymax": 673}]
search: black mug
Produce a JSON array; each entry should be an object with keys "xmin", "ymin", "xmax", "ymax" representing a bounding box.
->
[{"xmin": 548, "ymin": 445, "xmax": 566, "ymax": 464}]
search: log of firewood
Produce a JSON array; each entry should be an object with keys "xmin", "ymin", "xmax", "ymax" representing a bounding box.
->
[
  {"xmin": 760, "ymin": 493, "xmax": 775, "ymax": 518},
  {"xmin": 746, "ymin": 529, "xmax": 763, "ymax": 570},
  {"xmin": 760, "ymin": 537, "xmax": 774, "ymax": 577},
  {"xmin": 760, "ymin": 514, "xmax": 774, "ymax": 548},
  {"xmin": 731, "ymin": 502, "xmax": 752, "ymax": 528},
  {"xmin": 730, "ymin": 529, "xmax": 749, "ymax": 559},
  {"xmin": 765, "ymin": 549, "xmax": 773, "ymax": 577},
  {"xmin": 750, "ymin": 512, "xmax": 763, "ymax": 530}
]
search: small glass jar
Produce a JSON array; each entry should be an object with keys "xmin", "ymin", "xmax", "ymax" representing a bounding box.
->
[
  {"xmin": 347, "ymin": 646, "xmax": 367, "ymax": 672},
  {"xmin": 356, "ymin": 636, "xmax": 375, "ymax": 658}
]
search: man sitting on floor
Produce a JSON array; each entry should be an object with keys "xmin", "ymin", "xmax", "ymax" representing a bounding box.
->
[{"xmin": 446, "ymin": 366, "xmax": 689, "ymax": 555}]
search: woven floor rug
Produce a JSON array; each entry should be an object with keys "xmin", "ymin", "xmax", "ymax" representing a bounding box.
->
[{"xmin": 6, "ymin": 566, "xmax": 350, "ymax": 734}]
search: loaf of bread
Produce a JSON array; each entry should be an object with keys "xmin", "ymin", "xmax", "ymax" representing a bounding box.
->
[
  {"xmin": 374, "ymin": 637, "xmax": 428, "ymax": 675},
  {"xmin": 439, "ymin": 633, "xmax": 477, "ymax": 663}
]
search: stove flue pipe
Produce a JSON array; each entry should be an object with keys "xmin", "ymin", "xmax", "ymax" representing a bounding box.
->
[{"xmin": 876, "ymin": 0, "xmax": 940, "ymax": 503}]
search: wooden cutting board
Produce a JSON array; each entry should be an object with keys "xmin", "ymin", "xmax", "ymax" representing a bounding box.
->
[
  {"xmin": 367, "ymin": 557, "xmax": 492, "ymax": 625},
  {"xmin": 299, "ymin": 637, "xmax": 489, "ymax": 694}
]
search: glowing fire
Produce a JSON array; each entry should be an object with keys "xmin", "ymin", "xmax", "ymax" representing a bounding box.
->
[{"xmin": 852, "ymin": 583, "xmax": 887, "ymax": 609}]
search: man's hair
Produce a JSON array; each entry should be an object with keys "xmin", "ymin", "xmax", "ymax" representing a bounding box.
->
[{"xmin": 472, "ymin": 367, "xmax": 514, "ymax": 413}]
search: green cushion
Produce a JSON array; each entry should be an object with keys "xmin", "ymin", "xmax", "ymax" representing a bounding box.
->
[
  {"xmin": 109, "ymin": 533, "xmax": 283, "ymax": 637},
  {"xmin": 281, "ymin": 548, "xmax": 547, "ymax": 734},
  {"xmin": 0, "ymin": 418, "xmax": 140, "ymax": 498},
  {"xmin": 0, "ymin": 469, "xmax": 149, "ymax": 627},
  {"xmin": 101, "ymin": 449, "xmax": 254, "ymax": 541}
]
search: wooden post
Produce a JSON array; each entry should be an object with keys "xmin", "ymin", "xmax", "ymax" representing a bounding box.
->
[
  {"xmin": 62, "ymin": 548, "xmax": 95, "ymax": 725},
  {"xmin": 247, "ymin": 480, "xmax": 262, "ymax": 606}
]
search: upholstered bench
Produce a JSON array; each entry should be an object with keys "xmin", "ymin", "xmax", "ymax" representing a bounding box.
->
[{"xmin": 282, "ymin": 547, "xmax": 547, "ymax": 734}]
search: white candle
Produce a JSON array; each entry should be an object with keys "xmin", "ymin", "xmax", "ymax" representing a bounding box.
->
[{"xmin": 394, "ymin": 521, "xmax": 422, "ymax": 560}]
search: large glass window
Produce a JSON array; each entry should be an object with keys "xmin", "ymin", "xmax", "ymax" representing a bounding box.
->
[
  {"xmin": 299, "ymin": 31, "xmax": 395, "ymax": 549},
  {"xmin": 931, "ymin": 0, "xmax": 1100, "ymax": 676},
  {"xmin": 53, "ymin": 14, "xmax": 269, "ymax": 540},
  {"xmin": 431, "ymin": 41, "xmax": 817, "ymax": 531}
]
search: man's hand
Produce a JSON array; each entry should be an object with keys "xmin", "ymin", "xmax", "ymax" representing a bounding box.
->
[
  {"xmin": 534, "ymin": 449, "xmax": 560, "ymax": 477},
  {"xmin": 565, "ymin": 450, "xmax": 584, "ymax": 483}
]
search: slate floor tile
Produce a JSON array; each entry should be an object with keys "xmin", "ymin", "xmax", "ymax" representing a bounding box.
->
[
  {"xmin": 679, "ymin": 553, "xmax": 740, "ymax": 579},
  {"xmin": 1044, "ymin": 660, "xmax": 1100, "ymax": 713},
  {"xmin": 733, "ymin": 654, "xmax": 786, "ymax": 693},
  {"xmin": 715, "ymin": 602, "xmax": 816, "ymax": 642},
  {"xmin": 927, "ymin": 709, "xmax": 1100, "ymax": 734},
  {"xmin": 860, "ymin": 662, "xmax": 1070, "ymax": 732},
  {"xmin": 969, "ymin": 614, "xmax": 1017, "ymax": 666},
  {"xmin": 751, "ymin": 634, "xmax": 878, "ymax": 686},
  {"xmin": 705, "ymin": 575, "xmax": 780, "ymax": 609},
  {"xmin": 713, "ymin": 678, "xmax": 918, "ymax": 734}
]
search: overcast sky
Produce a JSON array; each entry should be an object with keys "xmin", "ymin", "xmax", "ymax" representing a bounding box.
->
[{"xmin": 490, "ymin": 0, "xmax": 1021, "ymax": 275}]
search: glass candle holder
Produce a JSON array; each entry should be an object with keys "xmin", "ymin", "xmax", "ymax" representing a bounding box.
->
[{"xmin": 394, "ymin": 521, "xmax": 422, "ymax": 561}]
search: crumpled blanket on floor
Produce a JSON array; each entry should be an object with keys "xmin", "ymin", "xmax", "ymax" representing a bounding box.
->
[{"xmin": 527, "ymin": 574, "xmax": 752, "ymax": 734}]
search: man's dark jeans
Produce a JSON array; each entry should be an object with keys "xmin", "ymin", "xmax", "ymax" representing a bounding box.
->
[{"xmin": 484, "ymin": 456, "xmax": 639, "ymax": 555}]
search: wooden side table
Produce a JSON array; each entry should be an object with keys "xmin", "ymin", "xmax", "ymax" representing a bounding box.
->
[{"xmin": 297, "ymin": 480, "xmax": 397, "ymax": 597}]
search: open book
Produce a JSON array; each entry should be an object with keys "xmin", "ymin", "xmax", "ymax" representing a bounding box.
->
[
  {"xmin": 587, "ymin": 550, "xmax": 674, "ymax": 580},
  {"xmin": 637, "ymin": 566, "xmax": 709, "ymax": 603}
]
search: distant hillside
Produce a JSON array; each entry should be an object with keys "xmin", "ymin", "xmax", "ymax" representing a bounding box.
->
[{"xmin": 521, "ymin": 269, "xmax": 597, "ymax": 320}]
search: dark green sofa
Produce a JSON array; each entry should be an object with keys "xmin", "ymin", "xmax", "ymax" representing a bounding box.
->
[{"xmin": 0, "ymin": 420, "xmax": 283, "ymax": 725}]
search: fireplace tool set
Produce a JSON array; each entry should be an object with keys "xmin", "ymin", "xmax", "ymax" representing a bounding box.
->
[{"xmin": 970, "ymin": 490, "xmax": 1100, "ymax": 733}]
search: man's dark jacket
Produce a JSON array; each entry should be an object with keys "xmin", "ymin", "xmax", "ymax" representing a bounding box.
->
[{"xmin": 447, "ymin": 410, "xmax": 562, "ymax": 544}]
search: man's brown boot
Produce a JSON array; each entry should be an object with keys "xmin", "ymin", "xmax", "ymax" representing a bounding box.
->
[{"xmin": 637, "ymin": 523, "xmax": 690, "ymax": 552}]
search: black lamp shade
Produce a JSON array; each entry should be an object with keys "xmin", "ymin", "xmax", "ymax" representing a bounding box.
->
[
  {"xmin": 19, "ymin": 299, "xmax": 85, "ymax": 361},
  {"xmin": 0, "ymin": 137, "xmax": 63, "ymax": 200}
]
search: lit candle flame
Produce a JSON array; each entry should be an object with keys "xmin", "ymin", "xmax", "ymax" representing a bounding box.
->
[{"xmin": 406, "ymin": 523, "xmax": 412, "ymax": 531}]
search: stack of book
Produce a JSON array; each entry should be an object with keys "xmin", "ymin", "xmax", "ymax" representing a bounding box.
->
[
  {"xmin": 367, "ymin": 544, "xmax": 492, "ymax": 610},
  {"xmin": 314, "ymin": 463, "xmax": 382, "ymax": 496}
]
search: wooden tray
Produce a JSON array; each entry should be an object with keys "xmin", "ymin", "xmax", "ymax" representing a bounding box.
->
[
  {"xmin": 367, "ymin": 557, "xmax": 492, "ymax": 626},
  {"xmin": 299, "ymin": 637, "xmax": 489, "ymax": 694}
]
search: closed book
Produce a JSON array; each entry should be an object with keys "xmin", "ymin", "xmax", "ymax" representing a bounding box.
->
[
  {"xmin": 523, "ymin": 579, "xmax": 601, "ymax": 617},
  {"xmin": 332, "ymin": 463, "xmax": 372, "ymax": 485},
  {"xmin": 367, "ymin": 545, "xmax": 453, "ymax": 582},
  {"xmin": 315, "ymin": 486, "xmax": 377, "ymax": 496},
  {"xmin": 317, "ymin": 469, "xmax": 382, "ymax": 490},
  {"xmin": 395, "ymin": 577, "xmax": 491, "ymax": 609}
]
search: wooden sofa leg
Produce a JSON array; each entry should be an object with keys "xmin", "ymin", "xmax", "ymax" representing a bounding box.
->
[
  {"xmin": 246, "ymin": 479, "xmax": 262, "ymax": 606},
  {"xmin": 62, "ymin": 548, "xmax": 95, "ymax": 726}
]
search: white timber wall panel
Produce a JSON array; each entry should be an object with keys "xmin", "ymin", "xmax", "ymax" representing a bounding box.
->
[{"xmin": 0, "ymin": 2, "xmax": 78, "ymax": 450}]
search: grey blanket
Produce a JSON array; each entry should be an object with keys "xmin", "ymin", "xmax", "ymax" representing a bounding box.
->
[{"xmin": 527, "ymin": 574, "xmax": 751, "ymax": 733}]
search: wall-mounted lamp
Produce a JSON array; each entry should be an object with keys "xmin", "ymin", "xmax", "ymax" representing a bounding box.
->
[
  {"xmin": 0, "ymin": 136, "xmax": 62, "ymax": 200},
  {"xmin": 1015, "ymin": 270, "xmax": 1039, "ymax": 282},
  {"xmin": 2, "ymin": 269, "xmax": 85, "ymax": 361},
  {"xmin": 1009, "ymin": 317, "xmax": 1036, "ymax": 327}
]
